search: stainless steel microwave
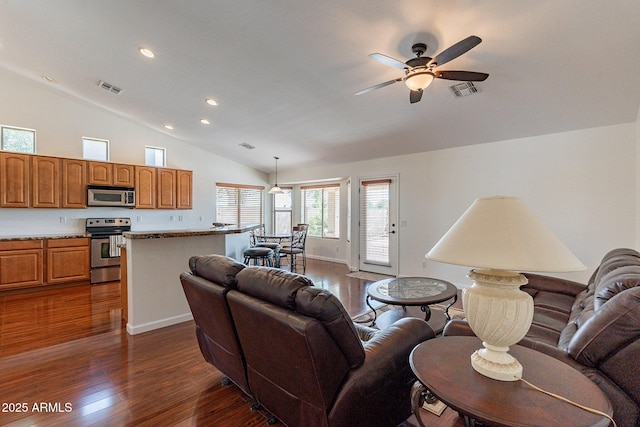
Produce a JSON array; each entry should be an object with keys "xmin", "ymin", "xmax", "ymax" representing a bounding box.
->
[{"xmin": 87, "ymin": 186, "xmax": 135, "ymax": 207}]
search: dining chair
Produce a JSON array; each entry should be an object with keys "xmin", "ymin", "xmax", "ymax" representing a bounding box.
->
[{"xmin": 280, "ymin": 225, "xmax": 308, "ymax": 273}]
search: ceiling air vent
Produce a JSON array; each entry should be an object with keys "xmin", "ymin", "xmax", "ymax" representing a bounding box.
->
[
  {"xmin": 449, "ymin": 81, "xmax": 478, "ymax": 98},
  {"xmin": 239, "ymin": 142, "xmax": 255, "ymax": 150},
  {"xmin": 98, "ymin": 80, "xmax": 122, "ymax": 95}
]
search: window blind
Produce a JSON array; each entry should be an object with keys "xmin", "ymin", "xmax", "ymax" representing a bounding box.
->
[
  {"xmin": 216, "ymin": 183, "xmax": 263, "ymax": 226},
  {"xmin": 361, "ymin": 179, "xmax": 390, "ymax": 265}
]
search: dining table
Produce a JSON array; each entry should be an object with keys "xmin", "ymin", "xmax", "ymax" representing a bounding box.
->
[{"xmin": 257, "ymin": 233, "xmax": 292, "ymax": 268}]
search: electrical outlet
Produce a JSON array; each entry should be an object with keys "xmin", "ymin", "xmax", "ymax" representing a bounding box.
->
[
  {"xmin": 421, "ymin": 261, "xmax": 427, "ymax": 268},
  {"xmin": 199, "ymin": 215, "xmax": 203, "ymax": 221},
  {"xmin": 59, "ymin": 216, "xmax": 66, "ymax": 223},
  {"xmin": 178, "ymin": 216, "xmax": 183, "ymax": 221},
  {"xmin": 170, "ymin": 215, "xmax": 175, "ymax": 221},
  {"xmin": 137, "ymin": 216, "xmax": 142, "ymax": 222}
]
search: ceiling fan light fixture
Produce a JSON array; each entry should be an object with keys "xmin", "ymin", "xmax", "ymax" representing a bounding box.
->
[{"xmin": 405, "ymin": 71, "xmax": 435, "ymax": 91}]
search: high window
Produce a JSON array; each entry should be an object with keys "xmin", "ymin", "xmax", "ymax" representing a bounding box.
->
[
  {"xmin": 1, "ymin": 125, "xmax": 35, "ymax": 153},
  {"xmin": 83, "ymin": 137, "xmax": 109, "ymax": 161},
  {"xmin": 216, "ymin": 183, "xmax": 264, "ymax": 226},
  {"xmin": 145, "ymin": 146, "xmax": 166, "ymax": 167},
  {"xmin": 273, "ymin": 187, "xmax": 293, "ymax": 234},
  {"xmin": 301, "ymin": 184, "xmax": 340, "ymax": 238}
]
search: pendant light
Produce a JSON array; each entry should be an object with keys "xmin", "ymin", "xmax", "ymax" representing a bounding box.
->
[{"xmin": 268, "ymin": 156, "xmax": 283, "ymax": 194}]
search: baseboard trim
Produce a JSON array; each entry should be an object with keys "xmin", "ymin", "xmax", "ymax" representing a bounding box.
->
[
  {"xmin": 305, "ymin": 254, "xmax": 347, "ymax": 265},
  {"xmin": 126, "ymin": 312, "xmax": 194, "ymax": 335}
]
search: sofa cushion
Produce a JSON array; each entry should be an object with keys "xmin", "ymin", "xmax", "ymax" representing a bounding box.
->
[{"xmin": 189, "ymin": 254, "xmax": 245, "ymax": 288}]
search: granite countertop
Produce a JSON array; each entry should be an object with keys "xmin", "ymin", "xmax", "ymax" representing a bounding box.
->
[
  {"xmin": 123, "ymin": 224, "xmax": 260, "ymax": 240},
  {"xmin": 0, "ymin": 233, "xmax": 90, "ymax": 242}
]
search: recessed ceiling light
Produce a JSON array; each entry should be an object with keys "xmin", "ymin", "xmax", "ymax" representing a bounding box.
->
[
  {"xmin": 200, "ymin": 119, "xmax": 210, "ymax": 125},
  {"xmin": 164, "ymin": 124, "xmax": 174, "ymax": 130},
  {"xmin": 139, "ymin": 47, "xmax": 155, "ymax": 58},
  {"xmin": 205, "ymin": 98, "xmax": 218, "ymax": 106},
  {"xmin": 41, "ymin": 76, "xmax": 56, "ymax": 83}
]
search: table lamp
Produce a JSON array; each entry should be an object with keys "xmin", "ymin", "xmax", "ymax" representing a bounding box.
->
[{"xmin": 426, "ymin": 196, "xmax": 585, "ymax": 381}]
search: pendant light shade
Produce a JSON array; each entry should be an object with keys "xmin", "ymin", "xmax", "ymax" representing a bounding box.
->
[{"xmin": 268, "ymin": 156, "xmax": 283, "ymax": 194}]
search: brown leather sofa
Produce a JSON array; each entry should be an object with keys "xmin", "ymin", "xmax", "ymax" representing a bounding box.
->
[
  {"xmin": 180, "ymin": 254, "xmax": 435, "ymax": 427},
  {"xmin": 444, "ymin": 248, "xmax": 640, "ymax": 427}
]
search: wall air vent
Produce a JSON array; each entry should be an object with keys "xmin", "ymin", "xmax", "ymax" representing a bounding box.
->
[
  {"xmin": 98, "ymin": 80, "xmax": 122, "ymax": 95},
  {"xmin": 239, "ymin": 142, "xmax": 255, "ymax": 150},
  {"xmin": 449, "ymin": 81, "xmax": 478, "ymax": 98}
]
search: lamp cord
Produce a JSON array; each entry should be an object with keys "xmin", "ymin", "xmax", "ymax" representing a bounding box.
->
[{"xmin": 516, "ymin": 377, "xmax": 616, "ymax": 427}]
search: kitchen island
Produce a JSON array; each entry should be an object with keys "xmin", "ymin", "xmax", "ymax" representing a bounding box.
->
[{"xmin": 122, "ymin": 224, "xmax": 258, "ymax": 335}]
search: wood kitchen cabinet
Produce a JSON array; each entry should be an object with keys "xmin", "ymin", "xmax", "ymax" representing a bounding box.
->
[
  {"xmin": 0, "ymin": 152, "xmax": 30, "ymax": 207},
  {"xmin": 31, "ymin": 156, "xmax": 60, "ymax": 208},
  {"xmin": 157, "ymin": 168, "xmax": 177, "ymax": 209},
  {"xmin": 177, "ymin": 169, "xmax": 193, "ymax": 209},
  {"xmin": 135, "ymin": 166, "xmax": 156, "ymax": 208},
  {"xmin": 113, "ymin": 163, "xmax": 135, "ymax": 187},
  {"xmin": 61, "ymin": 158, "xmax": 87, "ymax": 208},
  {"xmin": 45, "ymin": 238, "xmax": 90, "ymax": 285},
  {"xmin": 0, "ymin": 240, "xmax": 44, "ymax": 290},
  {"xmin": 87, "ymin": 161, "xmax": 112, "ymax": 186},
  {"xmin": 1, "ymin": 152, "xmax": 192, "ymax": 210},
  {"xmin": 88, "ymin": 161, "xmax": 135, "ymax": 187}
]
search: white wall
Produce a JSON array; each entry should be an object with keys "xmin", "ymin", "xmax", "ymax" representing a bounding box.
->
[
  {"xmin": 278, "ymin": 123, "xmax": 637, "ymax": 286},
  {"xmin": 0, "ymin": 67, "xmax": 268, "ymax": 236}
]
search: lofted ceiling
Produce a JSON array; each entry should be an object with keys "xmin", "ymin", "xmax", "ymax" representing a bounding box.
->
[{"xmin": 1, "ymin": 1, "xmax": 639, "ymax": 174}]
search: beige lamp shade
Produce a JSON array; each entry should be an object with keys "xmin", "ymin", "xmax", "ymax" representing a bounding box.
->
[{"xmin": 427, "ymin": 196, "xmax": 585, "ymax": 273}]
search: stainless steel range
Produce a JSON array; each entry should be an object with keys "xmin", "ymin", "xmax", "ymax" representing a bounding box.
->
[{"xmin": 86, "ymin": 217, "xmax": 131, "ymax": 284}]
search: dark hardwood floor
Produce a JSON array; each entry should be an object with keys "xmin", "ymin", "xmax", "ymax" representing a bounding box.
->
[{"xmin": 0, "ymin": 258, "xmax": 463, "ymax": 426}]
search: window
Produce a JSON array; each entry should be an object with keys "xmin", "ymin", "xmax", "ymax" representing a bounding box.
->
[
  {"xmin": 83, "ymin": 137, "xmax": 109, "ymax": 161},
  {"xmin": 1, "ymin": 125, "xmax": 35, "ymax": 153},
  {"xmin": 145, "ymin": 146, "xmax": 166, "ymax": 167},
  {"xmin": 273, "ymin": 187, "xmax": 292, "ymax": 234},
  {"xmin": 301, "ymin": 184, "xmax": 340, "ymax": 238},
  {"xmin": 216, "ymin": 183, "xmax": 264, "ymax": 226}
]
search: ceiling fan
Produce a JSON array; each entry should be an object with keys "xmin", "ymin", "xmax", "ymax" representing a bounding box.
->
[{"xmin": 355, "ymin": 35, "xmax": 489, "ymax": 103}]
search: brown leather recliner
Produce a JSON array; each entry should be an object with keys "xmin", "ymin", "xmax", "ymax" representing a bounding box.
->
[
  {"xmin": 180, "ymin": 255, "xmax": 251, "ymax": 397},
  {"xmin": 444, "ymin": 248, "xmax": 640, "ymax": 427},
  {"xmin": 181, "ymin": 254, "xmax": 435, "ymax": 427}
]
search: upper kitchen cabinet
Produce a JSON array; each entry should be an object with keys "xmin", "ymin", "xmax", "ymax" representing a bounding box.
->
[
  {"xmin": 157, "ymin": 168, "xmax": 177, "ymax": 209},
  {"xmin": 87, "ymin": 161, "xmax": 112, "ymax": 186},
  {"xmin": 88, "ymin": 161, "xmax": 135, "ymax": 187},
  {"xmin": 114, "ymin": 164, "xmax": 135, "ymax": 187},
  {"xmin": 61, "ymin": 159, "xmax": 87, "ymax": 208},
  {"xmin": 31, "ymin": 156, "xmax": 61, "ymax": 208},
  {"xmin": 177, "ymin": 169, "xmax": 193, "ymax": 209},
  {"xmin": 135, "ymin": 166, "xmax": 156, "ymax": 209},
  {"xmin": 1, "ymin": 152, "xmax": 30, "ymax": 207}
]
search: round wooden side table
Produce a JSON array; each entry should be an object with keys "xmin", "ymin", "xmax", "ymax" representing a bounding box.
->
[{"xmin": 410, "ymin": 336, "xmax": 613, "ymax": 427}]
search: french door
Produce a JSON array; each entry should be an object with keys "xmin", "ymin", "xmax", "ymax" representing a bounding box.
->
[{"xmin": 358, "ymin": 176, "xmax": 398, "ymax": 276}]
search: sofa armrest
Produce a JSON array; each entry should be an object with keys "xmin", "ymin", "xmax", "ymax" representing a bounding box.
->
[
  {"xmin": 442, "ymin": 319, "xmax": 476, "ymax": 337},
  {"xmin": 353, "ymin": 322, "xmax": 379, "ymax": 342},
  {"xmin": 523, "ymin": 273, "xmax": 587, "ymax": 297},
  {"xmin": 328, "ymin": 318, "xmax": 435, "ymax": 426},
  {"xmin": 523, "ymin": 273, "xmax": 586, "ymax": 297}
]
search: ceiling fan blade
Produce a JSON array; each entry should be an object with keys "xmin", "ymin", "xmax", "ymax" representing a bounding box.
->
[
  {"xmin": 369, "ymin": 53, "xmax": 407, "ymax": 69},
  {"xmin": 428, "ymin": 35, "xmax": 482, "ymax": 67},
  {"xmin": 355, "ymin": 77, "xmax": 403, "ymax": 96},
  {"xmin": 435, "ymin": 70, "xmax": 489, "ymax": 81},
  {"xmin": 409, "ymin": 90, "xmax": 423, "ymax": 104}
]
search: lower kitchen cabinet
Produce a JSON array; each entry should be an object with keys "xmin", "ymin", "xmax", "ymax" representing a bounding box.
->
[
  {"xmin": 45, "ymin": 238, "xmax": 90, "ymax": 285},
  {"xmin": 0, "ymin": 238, "xmax": 90, "ymax": 291},
  {"xmin": 0, "ymin": 240, "xmax": 44, "ymax": 290}
]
